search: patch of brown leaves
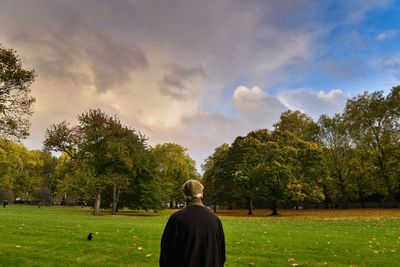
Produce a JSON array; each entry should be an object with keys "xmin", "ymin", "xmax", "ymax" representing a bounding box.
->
[{"xmin": 213, "ymin": 209, "xmax": 400, "ymax": 220}]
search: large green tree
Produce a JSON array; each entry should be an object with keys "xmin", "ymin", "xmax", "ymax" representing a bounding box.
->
[
  {"xmin": 0, "ymin": 44, "xmax": 35, "ymax": 140},
  {"xmin": 40, "ymin": 152, "xmax": 59, "ymax": 203},
  {"xmin": 227, "ymin": 135, "xmax": 261, "ymax": 215},
  {"xmin": 274, "ymin": 110, "xmax": 320, "ymax": 143},
  {"xmin": 152, "ymin": 143, "xmax": 199, "ymax": 207},
  {"xmin": 44, "ymin": 109, "xmax": 151, "ymax": 215},
  {"xmin": 0, "ymin": 138, "xmax": 48, "ymax": 202},
  {"xmin": 53, "ymin": 153, "xmax": 95, "ymax": 204},
  {"xmin": 219, "ymin": 129, "xmax": 325, "ymax": 215},
  {"xmin": 250, "ymin": 129, "xmax": 325, "ymax": 214},
  {"xmin": 202, "ymin": 143, "xmax": 230, "ymax": 212},
  {"xmin": 319, "ymin": 114, "xmax": 354, "ymax": 209},
  {"xmin": 344, "ymin": 87, "xmax": 400, "ymax": 207},
  {"xmin": 351, "ymin": 147, "xmax": 376, "ymax": 208}
]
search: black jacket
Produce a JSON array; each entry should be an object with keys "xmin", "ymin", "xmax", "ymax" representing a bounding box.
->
[{"xmin": 160, "ymin": 205, "xmax": 226, "ymax": 267}]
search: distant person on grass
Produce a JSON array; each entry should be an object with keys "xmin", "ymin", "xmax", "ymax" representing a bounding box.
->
[
  {"xmin": 3, "ymin": 200, "xmax": 8, "ymax": 208},
  {"xmin": 160, "ymin": 180, "xmax": 226, "ymax": 267}
]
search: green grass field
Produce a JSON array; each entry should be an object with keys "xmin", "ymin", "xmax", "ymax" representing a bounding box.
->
[{"xmin": 1, "ymin": 206, "xmax": 400, "ymax": 266}]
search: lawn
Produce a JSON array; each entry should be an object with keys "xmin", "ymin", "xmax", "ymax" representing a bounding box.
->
[{"xmin": 1, "ymin": 206, "xmax": 400, "ymax": 266}]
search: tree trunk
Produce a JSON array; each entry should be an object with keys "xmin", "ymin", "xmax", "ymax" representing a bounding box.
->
[
  {"xmin": 340, "ymin": 185, "xmax": 348, "ymax": 209},
  {"xmin": 111, "ymin": 183, "xmax": 116, "ymax": 215},
  {"xmin": 169, "ymin": 201, "xmax": 173, "ymax": 208},
  {"xmin": 359, "ymin": 190, "xmax": 366, "ymax": 208},
  {"xmin": 322, "ymin": 185, "xmax": 329, "ymax": 209},
  {"xmin": 378, "ymin": 157, "xmax": 398, "ymax": 208},
  {"xmin": 111, "ymin": 183, "xmax": 120, "ymax": 215},
  {"xmin": 247, "ymin": 198, "xmax": 253, "ymax": 215},
  {"xmin": 271, "ymin": 200, "xmax": 278, "ymax": 216},
  {"xmin": 388, "ymin": 188, "xmax": 397, "ymax": 208},
  {"xmin": 116, "ymin": 185, "xmax": 121, "ymax": 211},
  {"xmin": 93, "ymin": 189, "xmax": 102, "ymax": 216},
  {"xmin": 213, "ymin": 201, "xmax": 217, "ymax": 213}
]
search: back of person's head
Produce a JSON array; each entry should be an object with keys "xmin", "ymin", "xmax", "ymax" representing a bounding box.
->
[{"xmin": 182, "ymin": 180, "xmax": 204, "ymax": 200}]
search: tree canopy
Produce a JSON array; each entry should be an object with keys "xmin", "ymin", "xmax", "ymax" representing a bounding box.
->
[
  {"xmin": 152, "ymin": 143, "xmax": 200, "ymax": 207},
  {"xmin": 0, "ymin": 44, "xmax": 36, "ymax": 140},
  {"xmin": 44, "ymin": 109, "xmax": 156, "ymax": 215}
]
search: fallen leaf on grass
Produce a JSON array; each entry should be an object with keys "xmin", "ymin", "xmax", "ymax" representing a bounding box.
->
[
  {"xmin": 292, "ymin": 264, "xmax": 298, "ymax": 267},
  {"xmin": 288, "ymin": 258, "xmax": 294, "ymax": 262},
  {"xmin": 145, "ymin": 254, "xmax": 152, "ymax": 257},
  {"xmin": 248, "ymin": 263, "xmax": 255, "ymax": 266},
  {"xmin": 16, "ymin": 245, "xmax": 21, "ymax": 248},
  {"xmin": 138, "ymin": 247, "xmax": 142, "ymax": 250}
]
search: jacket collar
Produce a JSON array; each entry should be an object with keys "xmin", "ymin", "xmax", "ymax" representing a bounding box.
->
[{"xmin": 186, "ymin": 198, "xmax": 204, "ymax": 207}]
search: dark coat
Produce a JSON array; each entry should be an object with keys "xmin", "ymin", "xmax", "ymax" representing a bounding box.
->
[{"xmin": 160, "ymin": 205, "xmax": 226, "ymax": 267}]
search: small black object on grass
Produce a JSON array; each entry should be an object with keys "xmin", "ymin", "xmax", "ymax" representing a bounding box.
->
[{"xmin": 87, "ymin": 233, "xmax": 93, "ymax": 240}]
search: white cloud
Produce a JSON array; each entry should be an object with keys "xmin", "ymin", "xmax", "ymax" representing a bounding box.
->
[
  {"xmin": 278, "ymin": 89, "xmax": 350, "ymax": 119},
  {"xmin": 377, "ymin": 29, "xmax": 400, "ymax": 40},
  {"xmin": 233, "ymin": 86, "xmax": 287, "ymax": 128}
]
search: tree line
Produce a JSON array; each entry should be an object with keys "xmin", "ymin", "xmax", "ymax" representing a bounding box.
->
[
  {"xmin": 0, "ymin": 118, "xmax": 200, "ymax": 215},
  {"xmin": 202, "ymin": 87, "xmax": 400, "ymax": 215}
]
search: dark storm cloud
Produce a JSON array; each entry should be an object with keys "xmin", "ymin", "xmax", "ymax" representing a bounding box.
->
[
  {"xmin": 2, "ymin": 1, "xmax": 148, "ymax": 93},
  {"xmin": 159, "ymin": 64, "xmax": 205, "ymax": 100},
  {"xmin": 86, "ymin": 33, "xmax": 148, "ymax": 92}
]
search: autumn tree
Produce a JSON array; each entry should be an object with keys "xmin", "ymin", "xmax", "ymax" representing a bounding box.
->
[
  {"xmin": 0, "ymin": 44, "xmax": 36, "ymax": 140},
  {"xmin": 44, "ymin": 109, "xmax": 151, "ymax": 215}
]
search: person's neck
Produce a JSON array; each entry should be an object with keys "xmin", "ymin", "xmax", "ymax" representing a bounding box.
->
[{"xmin": 186, "ymin": 198, "xmax": 204, "ymax": 207}]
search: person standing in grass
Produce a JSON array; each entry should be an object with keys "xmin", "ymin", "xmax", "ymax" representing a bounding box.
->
[{"xmin": 160, "ymin": 180, "xmax": 226, "ymax": 267}]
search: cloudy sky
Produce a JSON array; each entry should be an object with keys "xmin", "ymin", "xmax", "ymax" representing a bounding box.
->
[{"xmin": 1, "ymin": 0, "xmax": 399, "ymax": 171}]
